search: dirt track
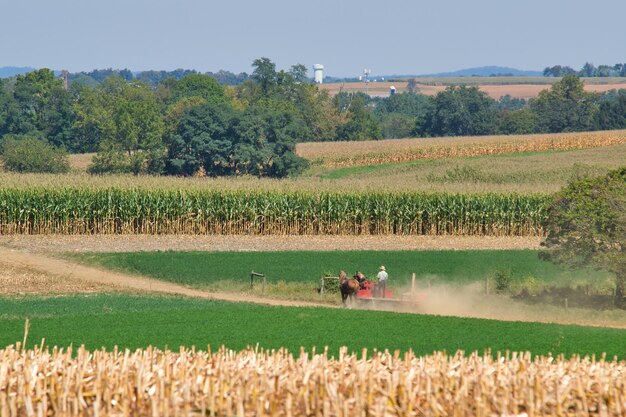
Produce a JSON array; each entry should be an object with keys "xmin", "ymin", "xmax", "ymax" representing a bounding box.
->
[
  {"xmin": 4, "ymin": 239, "xmax": 626, "ymax": 329},
  {"xmin": 0, "ymin": 235, "xmax": 542, "ymax": 253},
  {"xmin": 0, "ymin": 247, "xmax": 333, "ymax": 308}
]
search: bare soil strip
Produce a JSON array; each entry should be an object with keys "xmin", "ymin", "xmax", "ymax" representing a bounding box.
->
[
  {"xmin": 0, "ymin": 260, "xmax": 111, "ymax": 295},
  {"xmin": 0, "ymin": 235, "xmax": 542, "ymax": 254}
]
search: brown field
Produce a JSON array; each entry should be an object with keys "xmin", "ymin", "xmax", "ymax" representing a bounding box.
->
[
  {"xmin": 0, "ymin": 259, "xmax": 110, "ymax": 295},
  {"xmin": 319, "ymin": 80, "xmax": 626, "ymax": 99},
  {"xmin": 67, "ymin": 152, "xmax": 95, "ymax": 172},
  {"xmin": 298, "ymin": 129, "xmax": 626, "ymax": 168},
  {"xmin": 3, "ymin": 344, "xmax": 626, "ymax": 417}
]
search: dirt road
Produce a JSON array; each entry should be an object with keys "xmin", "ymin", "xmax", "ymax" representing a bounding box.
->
[
  {"xmin": 0, "ymin": 247, "xmax": 333, "ymax": 308},
  {"xmin": 0, "ymin": 235, "xmax": 542, "ymax": 253},
  {"xmin": 3, "ymin": 243, "xmax": 626, "ymax": 329}
]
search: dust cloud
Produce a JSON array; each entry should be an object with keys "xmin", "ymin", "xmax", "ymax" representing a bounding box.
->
[{"xmin": 356, "ymin": 276, "xmax": 626, "ymax": 329}]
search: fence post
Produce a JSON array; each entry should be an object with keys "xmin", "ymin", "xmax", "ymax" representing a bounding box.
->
[
  {"xmin": 320, "ymin": 276, "xmax": 325, "ymax": 296},
  {"xmin": 250, "ymin": 271, "xmax": 265, "ymax": 290},
  {"xmin": 411, "ymin": 272, "xmax": 416, "ymax": 294}
]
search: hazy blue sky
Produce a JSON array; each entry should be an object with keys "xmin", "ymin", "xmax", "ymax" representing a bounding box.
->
[{"xmin": 2, "ymin": 0, "xmax": 625, "ymax": 77}]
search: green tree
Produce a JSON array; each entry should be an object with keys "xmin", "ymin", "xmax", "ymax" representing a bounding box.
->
[
  {"xmin": 173, "ymin": 74, "xmax": 225, "ymax": 104},
  {"xmin": 166, "ymin": 100, "xmax": 308, "ymax": 178},
  {"xmin": 71, "ymin": 84, "xmax": 114, "ymax": 152},
  {"xmin": 379, "ymin": 113, "xmax": 415, "ymax": 138},
  {"xmin": 166, "ymin": 103, "xmax": 234, "ymax": 176},
  {"xmin": 419, "ymin": 86, "xmax": 497, "ymax": 137},
  {"xmin": 578, "ymin": 62, "xmax": 597, "ymax": 77},
  {"xmin": 594, "ymin": 90, "xmax": 626, "ymax": 130},
  {"xmin": 232, "ymin": 99, "xmax": 308, "ymax": 177},
  {"xmin": 530, "ymin": 76, "xmax": 598, "ymax": 133},
  {"xmin": 497, "ymin": 109, "xmax": 537, "ymax": 135},
  {"xmin": 6, "ymin": 69, "xmax": 74, "ymax": 148},
  {"xmin": 496, "ymin": 95, "xmax": 527, "ymax": 111},
  {"xmin": 0, "ymin": 136, "xmax": 69, "ymax": 173},
  {"xmin": 0, "ymin": 79, "xmax": 13, "ymax": 135},
  {"xmin": 543, "ymin": 65, "xmax": 576, "ymax": 77},
  {"xmin": 334, "ymin": 92, "xmax": 381, "ymax": 141},
  {"xmin": 542, "ymin": 168, "xmax": 626, "ymax": 307},
  {"xmin": 238, "ymin": 58, "xmax": 340, "ymax": 142},
  {"xmin": 251, "ymin": 57, "xmax": 277, "ymax": 96},
  {"xmin": 375, "ymin": 92, "xmax": 433, "ymax": 118},
  {"xmin": 84, "ymin": 77, "xmax": 165, "ymax": 174},
  {"xmin": 373, "ymin": 92, "xmax": 433, "ymax": 138},
  {"xmin": 288, "ymin": 64, "xmax": 309, "ymax": 83}
]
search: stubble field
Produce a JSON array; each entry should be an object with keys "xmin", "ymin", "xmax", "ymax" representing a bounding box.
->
[{"xmin": 319, "ymin": 77, "xmax": 626, "ymax": 98}]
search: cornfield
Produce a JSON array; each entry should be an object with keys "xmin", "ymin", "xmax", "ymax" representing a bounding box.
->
[
  {"xmin": 1, "ymin": 343, "xmax": 625, "ymax": 417},
  {"xmin": 297, "ymin": 130, "xmax": 626, "ymax": 168},
  {"xmin": 0, "ymin": 188, "xmax": 549, "ymax": 236}
]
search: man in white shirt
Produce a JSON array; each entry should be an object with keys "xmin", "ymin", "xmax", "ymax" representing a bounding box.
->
[{"xmin": 377, "ymin": 265, "xmax": 388, "ymax": 298}]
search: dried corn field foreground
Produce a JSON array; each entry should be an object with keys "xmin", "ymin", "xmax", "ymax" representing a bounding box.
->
[
  {"xmin": 297, "ymin": 130, "xmax": 626, "ymax": 168},
  {"xmin": 2, "ymin": 344, "xmax": 625, "ymax": 417}
]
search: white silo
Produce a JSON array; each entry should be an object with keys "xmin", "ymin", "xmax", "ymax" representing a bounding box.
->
[{"xmin": 313, "ymin": 64, "xmax": 324, "ymax": 84}]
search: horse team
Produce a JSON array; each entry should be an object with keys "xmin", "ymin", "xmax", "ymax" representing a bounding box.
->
[{"xmin": 339, "ymin": 270, "xmax": 375, "ymax": 307}]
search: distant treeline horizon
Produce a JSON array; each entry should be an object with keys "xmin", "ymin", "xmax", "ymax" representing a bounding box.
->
[
  {"xmin": 2, "ymin": 62, "xmax": 625, "ymax": 86},
  {"xmin": 1, "ymin": 59, "xmax": 625, "ymax": 178},
  {"xmin": 544, "ymin": 62, "xmax": 626, "ymax": 78}
]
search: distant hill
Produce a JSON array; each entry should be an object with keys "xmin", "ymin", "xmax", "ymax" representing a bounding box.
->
[
  {"xmin": 0, "ymin": 66, "xmax": 36, "ymax": 78},
  {"xmin": 416, "ymin": 66, "xmax": 543, "ymax": 78},
  {"xmin": 333, "ymin": 66, "xmax": 545, "ymax": 82}
]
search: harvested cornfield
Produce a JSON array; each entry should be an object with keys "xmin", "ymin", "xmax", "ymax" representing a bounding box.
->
[
  {"xmin": 298, "ymin": 130, "xmax": 626, "ymax": 168},
  {"xmin": 0, "ymin": 188, "xmax": 549, "ymax": 236},
  {"xmin": 318, "ymin": 79, "xmax": 626, "ymax": 98},
  {"xmin": 1, "ymin": 344, "xmax": 625, "ymax": 417}
]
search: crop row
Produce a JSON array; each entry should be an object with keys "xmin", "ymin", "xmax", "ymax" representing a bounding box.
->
[
  {"xmin": 297, "ymin": 130, "xmax": 626, "ymax": 168},
  {"xmin": 1, "ymin": 344, "xmax": 623, "ymax": 417},
  {"xmin": 0, "ymin": 188, "xmax": 549, "ymax": 236}
]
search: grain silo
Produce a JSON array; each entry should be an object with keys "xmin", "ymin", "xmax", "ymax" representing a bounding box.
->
[{"xmin": 313, "ymin": 64, "xmax": 324, "ymax": 84}]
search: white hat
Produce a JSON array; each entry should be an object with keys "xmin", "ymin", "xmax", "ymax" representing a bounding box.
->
[{"xmin": 379, "ymin": 265, "xmax": 385, "ymax": 271}]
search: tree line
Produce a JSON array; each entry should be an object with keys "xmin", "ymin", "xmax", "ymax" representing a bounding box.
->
[
  {"xmin": 543, "ymin": 62, "xmax": 626, "ymax": 78},
  {"xmin": 1, "ymin": 59, "xmax": 625, "ymax": 177},
  {"xmin": 67, "ymin": 68, "xmax": 250, "ymax": 87},
  {"xmin": 370, "ymin": 76, "xmax": 626, "ymax": 138}
]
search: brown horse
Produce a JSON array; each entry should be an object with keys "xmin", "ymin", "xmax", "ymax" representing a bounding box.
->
[
  {"xmin": 353, "ymin": 271, "xmax": 368, "ymax": 289},
  {"xmin": 339, "ymin": 270, "xmax": 360, "ymax": 307}
]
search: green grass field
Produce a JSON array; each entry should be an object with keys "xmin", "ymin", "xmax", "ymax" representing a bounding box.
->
[
  {"xmin": 1, "ymin": 294, "xmax": 626, "ymax": 358},
  {"xmin": 74, "ymin": 250, "xmax": 609, "ymax": 289}
]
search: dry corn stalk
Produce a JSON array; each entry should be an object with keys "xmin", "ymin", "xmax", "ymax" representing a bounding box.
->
[
  {"xmin": 1, "ymin": 343, "xmax": 624, "ymax": 416},
  {"xmin": 297, "ymin": 130, "xmax": 626, "ymax": 168}
]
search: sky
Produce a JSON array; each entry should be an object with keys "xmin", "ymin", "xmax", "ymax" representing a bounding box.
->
[{"xmin": 1, "ymin": 0, "xmax": 625, "ymax": 77}]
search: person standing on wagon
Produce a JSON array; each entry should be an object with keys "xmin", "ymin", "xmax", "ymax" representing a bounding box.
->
[{"xmin": 377, "ymin": 265, "xmax": 388, "ymax": 298}]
